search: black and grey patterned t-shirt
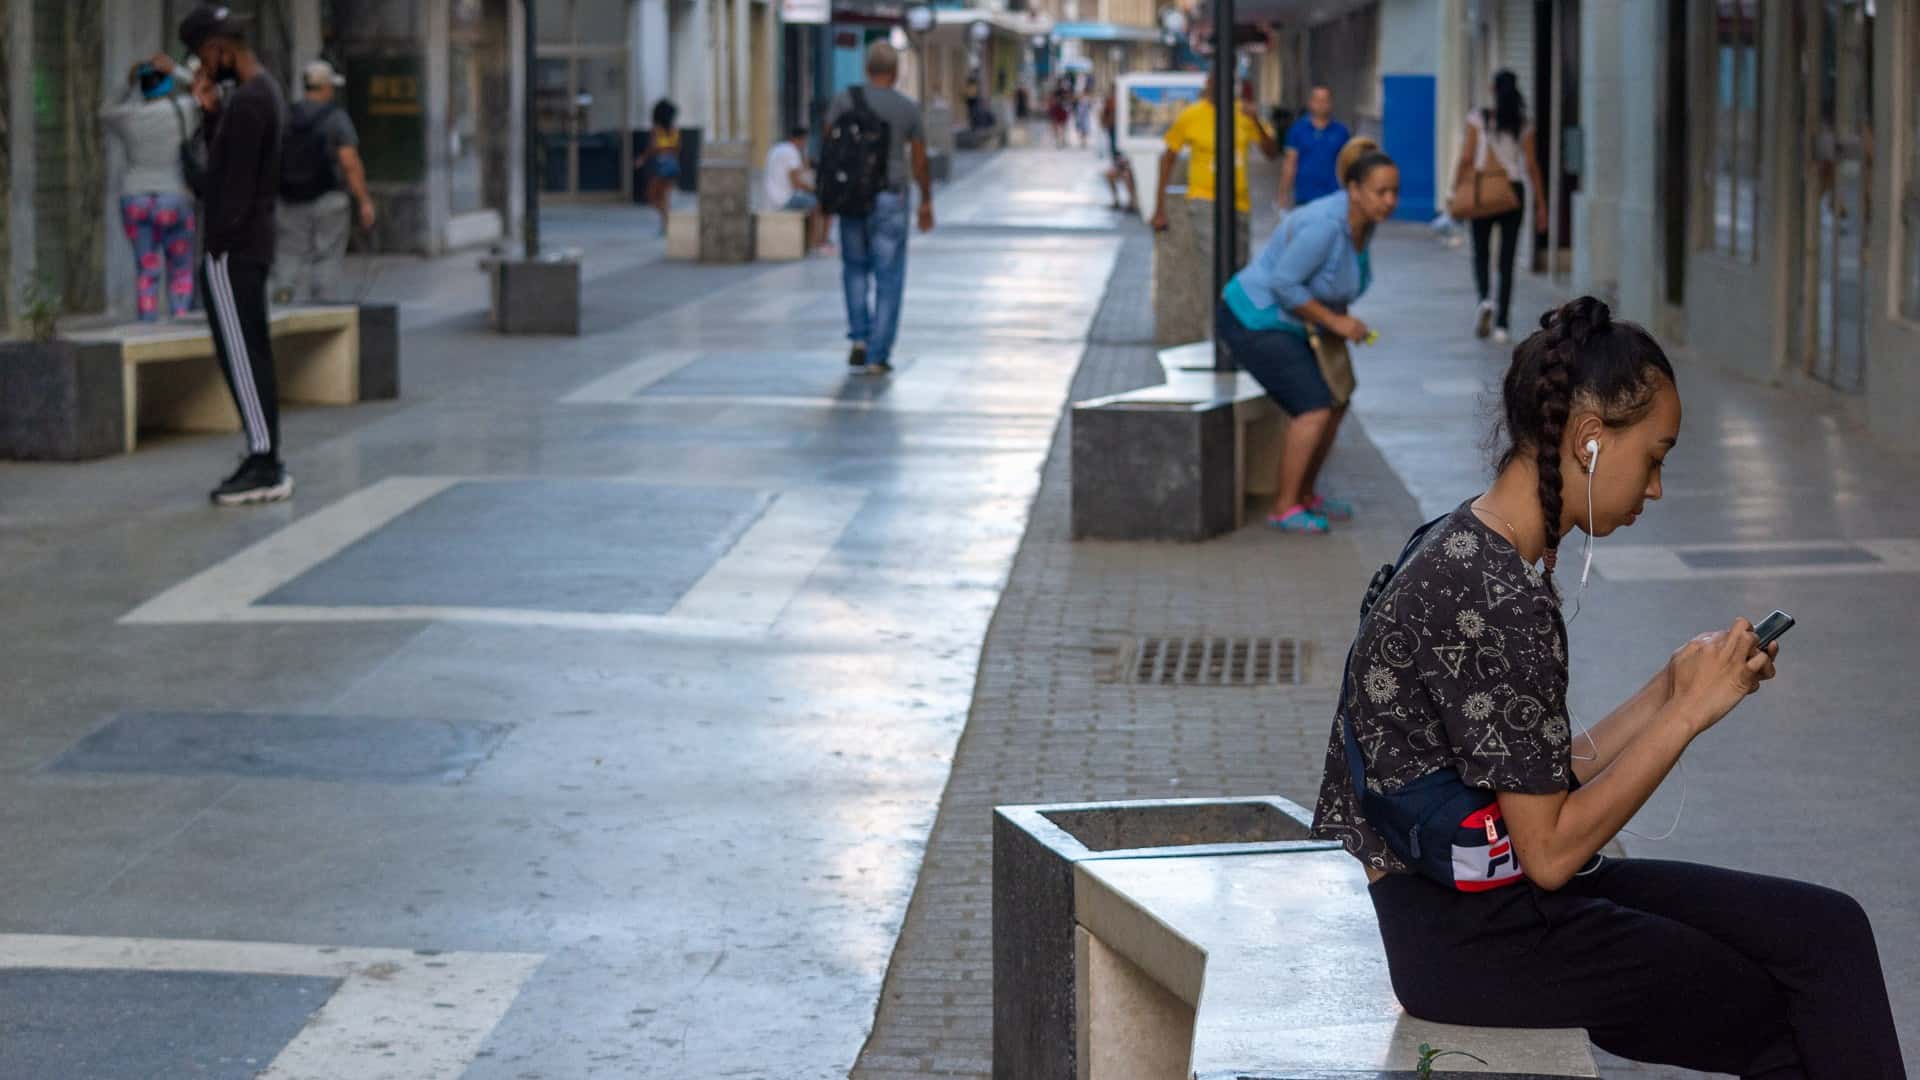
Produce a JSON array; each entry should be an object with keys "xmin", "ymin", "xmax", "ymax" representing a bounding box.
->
[{"xmin": 1311, "ymin": 500, "xmax": 1573, "ymax": 874}]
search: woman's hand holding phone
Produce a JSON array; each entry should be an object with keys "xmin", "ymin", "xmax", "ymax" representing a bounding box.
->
[{"xmin": 1668, "ymin": 618, "xmax": 1779, "ymax": 734}]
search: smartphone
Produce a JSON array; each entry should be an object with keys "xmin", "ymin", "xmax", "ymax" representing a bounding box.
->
[{"xmin": 1752, "ymin": 609, "xmax": 1795, "ymax": 649}]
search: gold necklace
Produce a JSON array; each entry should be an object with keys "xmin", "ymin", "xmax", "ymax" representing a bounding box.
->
[{"xmin": 1470, "ymin": 497, "xmax": 1524, "ymax": 549}]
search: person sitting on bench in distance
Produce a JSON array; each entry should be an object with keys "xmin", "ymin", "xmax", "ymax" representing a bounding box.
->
[{"xmin": 1311, "ymin": 296, "xmax": 1907, "ymax": 1078}]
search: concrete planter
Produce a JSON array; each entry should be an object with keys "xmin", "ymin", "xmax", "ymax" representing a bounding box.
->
[
  {"xmin": 487, "ymin": 255, "xmax": 583, "ymax": 336},
  {"xmin": 992, "ymin": 797, "xmax": 1333, "ymax": 1080},
  {"xmin": 355, "ymin": 302, "xmax": 401, "ymax": 400},
  {"xmin": 0, "ymin": 340, "xmax": 123, "ymax": 461}
]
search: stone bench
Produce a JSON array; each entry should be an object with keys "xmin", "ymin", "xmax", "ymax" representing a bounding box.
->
[
  {"xmin": 754, "ymin": 210, "xmax": 809, "ymax": 261},
  {"xmin": 13, "ymin": 303, "xmax": 396, "ymax": 459},
  {"xmin": 666, "ymin": 210, "xmax": 700, "ymax": 259},
  {"xmin": 1070, "ymin": 342, "xmax": 1284, "ymax": 541},
  {"xmin": 479, "ymin": 249, "xmax": 583, "ymax": 335},
  {"xmin": 993, "ymin": 797, "xmax": 1598, "ymax": 1080}
]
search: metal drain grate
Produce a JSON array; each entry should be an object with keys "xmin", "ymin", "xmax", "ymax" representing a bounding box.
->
[{"xmin": 1112, "ymin": 636, "xmax": 1307, "ymax": 686}]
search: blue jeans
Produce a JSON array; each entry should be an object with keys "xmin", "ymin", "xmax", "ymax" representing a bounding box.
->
[{"xmin": 840, "ymin": 190, "xmax": 909, "ymax": 364}]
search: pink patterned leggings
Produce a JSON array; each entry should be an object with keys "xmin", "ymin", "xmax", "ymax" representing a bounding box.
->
[{"xmin": 121, "ymin": 193, "xmax": 197, "ymax": 320}]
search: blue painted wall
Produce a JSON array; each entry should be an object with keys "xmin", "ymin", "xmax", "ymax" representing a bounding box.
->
[{"xmin": 1381, "ymin": 74, "xmax": 1435, "ymax": 222}]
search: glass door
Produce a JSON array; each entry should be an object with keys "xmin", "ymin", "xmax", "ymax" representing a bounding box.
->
[
  {"xmin": 1803, "ymin": 0, "xmax": 1873, "ymax": 391},
  {"xmin": 535, "ymin": 52, "xmax": 630, "ymax": 199}
]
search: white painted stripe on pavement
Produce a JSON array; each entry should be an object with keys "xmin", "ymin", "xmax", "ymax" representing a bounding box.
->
[
  {"xmin": 1597, "ymin": 538, "xmax": 1920, "ymax": 582},
  {"xmin": 119, "ymin": 476, "xmax": 868, "ymax": 634},
  {"xmin": 0, "ymin": 933, "xmax": 542, "ymax": 1080},
  {"xmin": 120, "ymin": 476, "xmax": 460, "ymax": 623},
  {"xmin": 558, "ymin": 350, "xmax": 699, "ymax": 403},
  {"xmin": 670, "ymin": 485, "xmax": 869, "ymax": 629}
]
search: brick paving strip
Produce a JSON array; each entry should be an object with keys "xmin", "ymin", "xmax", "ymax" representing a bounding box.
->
[{"xmin": 849, "ymin": 226, "xmax": 1432, "ymax": 1079}]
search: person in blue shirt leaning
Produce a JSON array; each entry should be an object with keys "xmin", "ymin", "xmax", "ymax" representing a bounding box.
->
[
  {"xmin": 1216, "ymin": 138, "xmax": 1399, "ymax": 534},
  {"xmin": 1278, "ymin": 86, "xmax": 1350, "ymax": 211}
]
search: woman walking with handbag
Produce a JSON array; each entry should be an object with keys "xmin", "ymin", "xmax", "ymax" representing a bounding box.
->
[
  {"xmin": 1451, "ymin": 70, "xmax": 1547, "ymax": 344},
  {"xmin": 1214, "ymin": 139, "xmax": 1398, "ymax": 534}
]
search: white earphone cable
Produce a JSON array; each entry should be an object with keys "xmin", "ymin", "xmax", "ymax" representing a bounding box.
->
[{"xmin": 1564, "ymin": 438, "xmax": 1687, "ymax": 841}]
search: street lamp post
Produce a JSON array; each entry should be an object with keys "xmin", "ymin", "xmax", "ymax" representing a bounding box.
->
[
  {"xmin": 524, "ymin": 0, "xmax": 540, "ymax": 258},
  {"xmin": 905, "ymin": 3, "xmax": 935, "ymax": 105},
  {"xmin": 1210, "ymin": 0, "xmax": 1233, "ymax": 371}
]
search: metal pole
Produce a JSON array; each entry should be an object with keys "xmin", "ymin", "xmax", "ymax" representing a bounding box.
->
[
  {"xmin": 1211, "ymin": 0, "xmax": 1235, "ymax": 371},
  {"xmin": 524, "ymin": 0, "xmax": 541, "ymax": 258},
  {"xmin": 1544, "ymin": 0, "xmax": 1561, "ymax": 287}
]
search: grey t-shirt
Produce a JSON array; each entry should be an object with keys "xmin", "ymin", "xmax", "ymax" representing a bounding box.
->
[
  {"xmin": 290, "ymin": 99, "xmax": 360, "ymax": 190},
  {"xmin": 827, "ymin": 86, "xmax": 924, "ymax": 193}
]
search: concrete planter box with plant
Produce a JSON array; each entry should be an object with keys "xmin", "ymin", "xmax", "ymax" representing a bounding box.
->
[{"xmin": 0, "ymin": 284, "xmax": 122, "ymax": 461}]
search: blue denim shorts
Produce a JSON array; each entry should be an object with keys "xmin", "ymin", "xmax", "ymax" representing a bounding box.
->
[{"xmin": 1214, "ymin": 301, "xmax": 1334, "ymax": 415}]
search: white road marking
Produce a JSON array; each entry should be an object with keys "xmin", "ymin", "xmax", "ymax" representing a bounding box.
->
[
  {"xmin": 1597, "ymin": 538, "xmax": 1920, "ymax": 581},
  {"xmin": 118, "ymin": 477, "xmax": 866, "ymax": 634},
  {"xmin": 558, "ymin": 349, "xmax": 699, "ymax": 403},
  {"xmin": 0, "ymin": 933, "xmax": 542, "ymax": 1080},
  {"xmin": 121, "ymin": 477, "xmax": 461, "ymax": 624}
]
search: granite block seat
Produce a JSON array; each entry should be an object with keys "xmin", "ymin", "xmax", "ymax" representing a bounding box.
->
[
  {"xmin": 754, "ymin": 210, "xmax": 808, "ymax": 261},
  {"xmin": 666, "ymin": 210, "xmax": 700, "ymax": 259},
  {"xmin": 1070, "ymin": 342, "xmax": 1285, "ymax": 541},
  {"xmin": 1074, "ymin": 849, "xmax": 1598, "ymax": 1080},
  {"xmin": 41, "ymin": 304, "xmax": 395, "ymax": 457},
  {"xmin": 990, "ymin": 796, "xmax": 1597, "ymax": 1080}
]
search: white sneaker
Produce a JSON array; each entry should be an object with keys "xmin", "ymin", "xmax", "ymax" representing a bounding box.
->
[
  {"xmin": 1474, "ymin": 300, "xmax": 1494, "ymax": 339},
  {"xmin": 1492, "ymin": 326, "xmax": 1511, "ymax": 346}
]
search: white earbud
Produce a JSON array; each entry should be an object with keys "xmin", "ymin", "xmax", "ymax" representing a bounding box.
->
[
  {"xmin": 1578, "ymin": 438, "xmax": 1598, "ymax": 590},
  {"xmin": 1584, "ymin": 438, "xmax": 1600, "ymax": 470}
]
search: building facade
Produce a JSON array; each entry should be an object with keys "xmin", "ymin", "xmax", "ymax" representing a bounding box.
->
[{"xmin": 1570, "ymin": 0, "xmax": 1920, "ymax": 454}]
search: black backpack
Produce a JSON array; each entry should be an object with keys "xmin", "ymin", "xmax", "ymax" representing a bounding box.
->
[
  {"xmin": 817, "ymin": 87, "xmax": 890, "ymax": 216},
  {"xmin": 279, "ymin": 103, "xmax": 339, "ymax": 203}
]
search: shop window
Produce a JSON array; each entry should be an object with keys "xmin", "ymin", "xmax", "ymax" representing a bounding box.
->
[
  {"xmin": 1710, "ymin": 0, "xmax": 1761, "ymax": 261},
  {"xmin": 1904, "ymin": 6, "xmax": 1920, "ymax": 320}
]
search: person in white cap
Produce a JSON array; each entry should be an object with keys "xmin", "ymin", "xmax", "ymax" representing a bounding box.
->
[{"xmin": 273, "ymin": 58, "xmax": 374, "ymax": 303}]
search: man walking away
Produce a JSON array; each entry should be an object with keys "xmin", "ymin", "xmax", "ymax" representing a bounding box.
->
[
  {"xmin": 1278, "ymin": 86, "xmax": 1349, "ymax": 210},
  {"xmin": 764, "ymin": 127, "xmax": 827, "ymax": 251},
  {"xmin": 823, "ymin": 42, "xmax": 932, "ymax": 376},
  {"xmin": 180, "ymin": 3, "xmax": 291, "ymax": 505},
  {"xmin": 275, "ymin": 59, "xmax": 374, "ymax": 303}
]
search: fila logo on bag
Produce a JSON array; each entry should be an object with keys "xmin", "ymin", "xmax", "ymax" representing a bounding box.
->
[{"xmin": 1452, "ymin": 804, "xmax": 1526, "ymax": 892}]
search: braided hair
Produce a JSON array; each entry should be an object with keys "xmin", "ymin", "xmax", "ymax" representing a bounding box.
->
[{"xmin": 1494, "ymin": 296, "xmax": 1675, "ymax": 594}]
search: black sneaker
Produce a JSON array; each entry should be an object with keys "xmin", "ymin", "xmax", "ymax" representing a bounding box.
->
[
  {"xmin": 211, "ymin": 455, "xmax": 294, "ymax": 506},
  {"xmin": 848, "ymin": 343, "xmax": 868, "ymax": 368},
  {"xmin": 863, "ymin": 360, "xmax": 894, "ymax": 376}
]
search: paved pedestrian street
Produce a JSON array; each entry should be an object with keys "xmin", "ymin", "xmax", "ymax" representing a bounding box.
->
[{"xmin": 4, "ymin": 146, "xmax": 1917, "ymax": 1078}]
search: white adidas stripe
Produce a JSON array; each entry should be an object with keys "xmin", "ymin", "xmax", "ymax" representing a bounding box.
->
[{"xmin": 207, "ymin": 253, "xmax": 270, "ymax": 453}]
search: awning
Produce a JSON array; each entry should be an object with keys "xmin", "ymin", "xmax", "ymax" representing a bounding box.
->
[
  {"xmin": 1048, "ymin": 21, "xmax": 1162, "ymax": 43},
  {"xmin": 933, "ymin": 7, "xmax": 1053, "ymax": 37}
]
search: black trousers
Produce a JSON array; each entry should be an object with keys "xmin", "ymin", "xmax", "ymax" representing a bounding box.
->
[
  {"xmin": 1371, "ymin": 857, "xmax": 1906, "ymax": 1078},
  {"xmin": 1471, "ymin": 180, "xmax": 1524, "ymax": 330},
  {"xmin": 199, "ymin": 252, "xmax": 280, "ymax": 460}
]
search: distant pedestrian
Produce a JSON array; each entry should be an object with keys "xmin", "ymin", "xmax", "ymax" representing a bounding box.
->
[
  {"xmin": 1452, "ymin": 69, "xmax": 1547, "ymax": 344},
  {"xmin": 822, "ymin": 42, "xmax": 933, "ymax": 376},
  {"xmin": 1150, "ymin": 72, "xmax": 1279, "ymax": 276},
  {"xmin": 1047, "ymin": 82, "xmax": 1070, "ymax": 148},
  {"xmin": 646, "ymin": 99, "xmax": 680, "ymax": 235},
  {"xmin": 273, "ymin": 60, "xmax": 375, "ymax": 303},
  {"xmin": 1278, "ymin": 85, "xmax": 1350, "ymax": 210},
  {"xmin": 1214, "ymin": 140, "xmax": 1398, "ymax": 533},
  {"xmin": 1072, "ymin": 87, "xmax": 1092, "ymax": 148},
  {"xmin": 179, "ymin": 3, "xmax": 292, "ymax": 505},
  {"xmin": 764, "ymin": 126, "xmax": 827, "ymax": 251},
  {"xmin": 102, "ymin": 55, "xmax": 200, "ymax": 321},
  {"xmin": 1099, "ymin": 85, "xmax": 1137, "ymax": 212}
]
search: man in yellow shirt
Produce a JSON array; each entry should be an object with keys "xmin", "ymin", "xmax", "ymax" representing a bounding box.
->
[{"xmin": 1150, "ymin": 72, "xmax": 1279, "ymax": 273}]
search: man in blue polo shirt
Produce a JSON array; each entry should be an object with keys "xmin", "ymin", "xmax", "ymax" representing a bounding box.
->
[{"xmin": 1278, "ymin": 86, "xmax": 1350, "ymax": 210}]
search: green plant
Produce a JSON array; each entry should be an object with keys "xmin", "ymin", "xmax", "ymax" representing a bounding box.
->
[
  {"xmin": 1417, "ymin": 1041, "xmax": 1489, "ymax": 1078},
  {"xmin": 21, "ymin": 277, "xmax": 60, "ymax": 344}
]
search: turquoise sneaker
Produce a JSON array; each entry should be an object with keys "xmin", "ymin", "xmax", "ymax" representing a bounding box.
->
[
  {"xmin": 1267, "ymin": 505, "xmax": 1330, "ymax": 534},
  {"xmin": 1306, "ymin": 494, "xmax": 1354, "ymax": 522}
]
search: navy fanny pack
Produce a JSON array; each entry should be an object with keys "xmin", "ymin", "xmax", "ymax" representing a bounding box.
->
[{"xmin": 1339, "ymin": 516, "xmax": 1527, "ymax": 893}]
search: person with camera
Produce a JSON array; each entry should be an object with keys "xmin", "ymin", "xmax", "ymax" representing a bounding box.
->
[{"xmin": 1310, "ymin": 297, "xmax": 1906, "ymax": 1077}]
